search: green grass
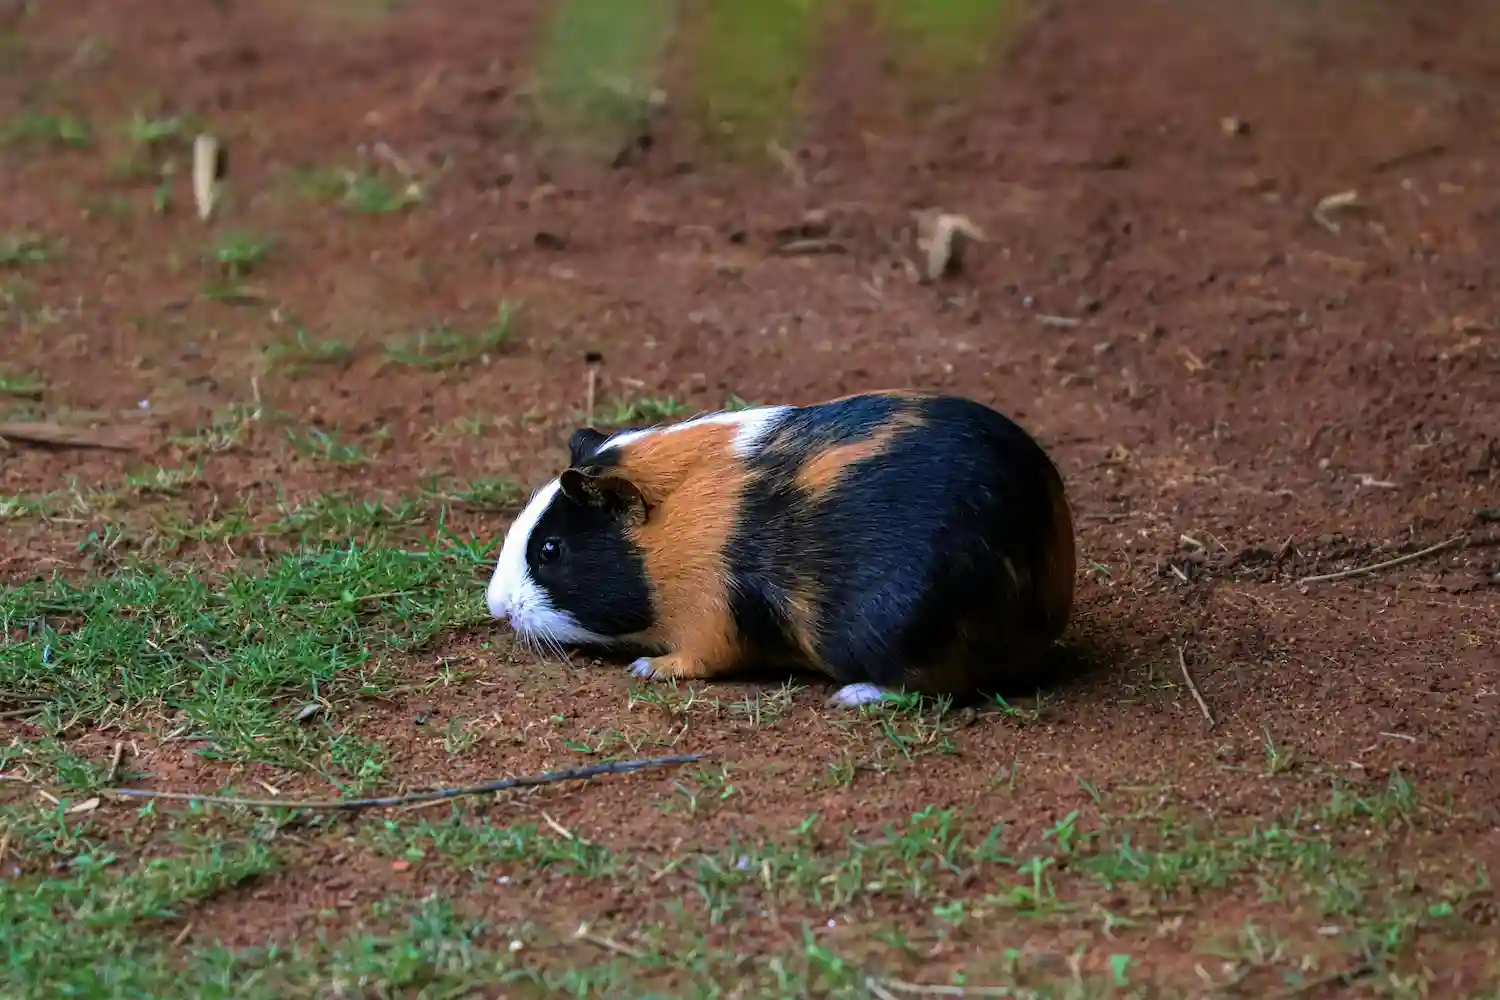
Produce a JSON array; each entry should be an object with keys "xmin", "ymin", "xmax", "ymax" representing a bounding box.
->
[
  {"xmin": 687, "ymin": 0, "xmax": 823, "ymax": 147},
  {"xmin": 0, "ymin": 370, "xmax": 44, "ymax": 397},
  {"xmin": 0, "ymin": 232, "xmax": 54, "ymax": 267},
  {"xmin": 2, "ymin": 837, "xmax": 277, "ymax": 998},
  {"xmin": 0, "ymin": 110, "xmax": 93, "ymax": 149},
  {"xmin": 874, "ymin": 0, "xmax": 1026, "ymax": 81},
  {"xmin": 531, "ymin": 0, "xmax": 676, "ymax": 149},
  {"xmin": 587, "ymin": 394, "xmax": 691, "ymax": 427},
  {"xmin": 295, "ymin": 165, "xmax": 423, "ymax": 214},
  {"xmin": 527, "ymin": 0, "xmax": 1027, "ymax": 156},
  {"xmin": 206, "ymin": 232, "xmax": 274, "ymax": 281},
  {"xmin": 263, "ymin": 329, "xmax": 352, "ymax": 375},
  {"xmin": 285, "ymin": 426, "xmax": 378, "ymax": 466},
  {"xmin": 124, "ymin": 110, "xmax": 193, "ymax": 149},
  {"xmin": 382, "ymin": 303, "xmax": 517, "ymax": 369},
  {"xmin": 5, "ymin": 778, "xmax": 1477, "ymax": 998},
  {"xmin": 0, "ymin": 534, "xmax": 492, "ymax": 775}
]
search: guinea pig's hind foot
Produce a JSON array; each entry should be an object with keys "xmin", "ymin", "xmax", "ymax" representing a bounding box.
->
[{"xmin": 827, "ymin": 682, "xmax": 895, "ymax": 707}]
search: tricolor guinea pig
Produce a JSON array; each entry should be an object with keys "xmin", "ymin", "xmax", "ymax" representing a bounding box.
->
[{"xmin": 485, "ymin": 390, "xmax": 1075, "ymax": 706}]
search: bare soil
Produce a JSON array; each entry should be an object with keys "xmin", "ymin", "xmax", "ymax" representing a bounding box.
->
[{"xmin": 2, "ymin": 0, "xmax": 1498, "ymax": 995}]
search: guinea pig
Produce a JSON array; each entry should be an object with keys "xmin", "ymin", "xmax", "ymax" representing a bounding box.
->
[{"xmin": 485, "ymin": 389, "xmax": 1075, "ymax": 706}]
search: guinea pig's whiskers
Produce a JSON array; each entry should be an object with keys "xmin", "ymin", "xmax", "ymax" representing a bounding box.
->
[{"xmin": 540, "ymin": 630, "xmax": 574, "ymax": 666}]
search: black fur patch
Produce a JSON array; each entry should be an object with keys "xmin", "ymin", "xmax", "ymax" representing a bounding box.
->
[
  {"xmin": 568, "ymin": 427, "xmax": 612, "ymax": 468},
  {"xmin": 527, "ymin": 485, "xmax": 654, "ymax": 637},
  {"xmin": 724, "ymin": 393, "xmax": 1068, "ymax": 690}
]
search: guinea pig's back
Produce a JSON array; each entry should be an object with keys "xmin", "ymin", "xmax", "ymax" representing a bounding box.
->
[{"xmin": 730, "ymin": 391, "xmax": 1075, "ymax": 690}]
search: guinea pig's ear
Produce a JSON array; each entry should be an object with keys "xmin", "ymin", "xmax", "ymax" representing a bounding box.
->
[
  {"xmin": 559, "ymin": 467, "xmax": 649, "ymax": 526},
  {"xmin": 567, "ymin": 428, "xmax": 610, "ymax": 468}
]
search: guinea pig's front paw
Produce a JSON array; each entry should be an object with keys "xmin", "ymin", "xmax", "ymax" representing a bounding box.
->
[
  {"xmin": 629, "ymin": 654, "xmax": 706, "ymax": 682},
  {"xmin": 828, "ymin": 682, "xmax": 894, "ymax": 707}
]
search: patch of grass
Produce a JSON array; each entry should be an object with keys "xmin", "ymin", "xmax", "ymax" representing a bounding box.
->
[
  {"xmin": 687, "ymin": 0, "xmax": 823, "ymax": 149},
  {"xmin": 421, "ymin": 475, "xmax": 524, "ymax": 512},
  {"xmin": 295, "ymin": 165, "xmax": 422, "ymax": 214},
  {"xmin": 588, "ymin": 394, "xmax": 691, "ymax": 427},
  {"xmin": 1, "ymin": 753, "xmax": 1489, "ymax": 995},
  {"xmin": 0, "ymin": 232, "xmax": 54, "ymax": 267},
  {"xmin": 205, "ymin": 231, "xmax": 273, "ymax": 281},
  {"xmin": 107, "ymin": 111, "xmax": 200, "ymax": 184},
  {"xmin": 285, "ymin": 426, "xmax": 378, "ymax": 466},
  {"xmin": 0, "ymin": 493, "xmax": 44, "ymax": 519},
  {"xmin": 124, "ymin": 111, "xmax": 191, "ymax": 149},
  {"xmin": 169, "ymin": 402, "xmax": 263, "ymax": 457},
  {"xmin": 3, "ymin": 836, "xmax": 275, "ymax": 997},
  {"xmin": 0, "ymin": 534, "xmax": 493, "ymax": 775},
  {"xmin": 874, "ymin": 0, "xmax": 1027, "ymax": 83},
  {"xmin": 383, "ymin": 303, "xmax": 517, "ymax": 369},
  {"xmin": 263, "ymin": 329, "xmax": 352, "ymax": 375},
  {"xmin": 531, "ymin": 0, "xmax": 676, "ymax": 150},
  {"xmin": 0, "ymin": 370, "xmax": 44, "ymax": 397},
  {"xmin": 122, "ymin": 463, "xmax": 202, "ymax": 497},
  {"xmin": 0, "ymin": 110, "xmax": 92, "ymax": 149},
  {"xmin": 263, "ymin": 491, "xmax": 430, "ymax": 539},
  {"xmin": 368, "ymin": 817, "xmax": 619, "ymax": 878}
]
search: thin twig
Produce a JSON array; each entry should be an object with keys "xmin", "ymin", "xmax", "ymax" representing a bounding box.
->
[
  {"xmin": 575, "ymin": 927, "xmax": 647, "ymax": 960},
  {"xmin": 585, "ymin": 366, "xmax": 598, "ymax": 426},
  {"xmin": 1177, "ymin": 646, "xmax": 1214, "ymax": 728},
  {"xmin": 1298, "ymin": 533, "xmax": 1466, "ymax": 585},
  {"xmin": 105, "ymin": 754, "xmax": 706, "ymax": 812}
]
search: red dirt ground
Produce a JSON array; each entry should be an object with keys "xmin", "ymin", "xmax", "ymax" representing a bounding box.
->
[{"xmin": 3, "ymin": 0, "xmax": 1499, "ymax": 994}]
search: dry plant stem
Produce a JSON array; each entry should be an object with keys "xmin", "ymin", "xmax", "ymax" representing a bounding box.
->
[
  {"xmin": 1177, "ymin": 645, "xmax": 1214, "ymax": 728},
  {"xmin": 106, "ymin": 754, "xmax": 707, "ymax": 812},
  {"xmin": 106, "ymin": 741, "xmax": 125, "ymax": 784},
  {"xmin": 586, "ymin": 366, "xmax": 598, "ymax": 425},
  {"xmin": 1298, "ymin": 533, "xmax": 1466, "ymax": 585}
]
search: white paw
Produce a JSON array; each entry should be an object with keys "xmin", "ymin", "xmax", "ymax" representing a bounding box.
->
[
  {"xmin": 629, "ymin": 657, "xmax": 657, "ymax": 679},
  {"xmin": 828, "ymin": 683, "xmax": 891, "ymax": 707}
]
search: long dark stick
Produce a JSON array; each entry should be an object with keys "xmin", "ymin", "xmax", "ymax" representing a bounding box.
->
[{"xmin": 104, "ymin": 753, "xmax": 707, "ymax": 812}]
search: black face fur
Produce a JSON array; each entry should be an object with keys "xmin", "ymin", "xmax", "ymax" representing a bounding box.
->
[{"xmin": 523, "ymin": 465, "xmax": 655, "ymax": 640}]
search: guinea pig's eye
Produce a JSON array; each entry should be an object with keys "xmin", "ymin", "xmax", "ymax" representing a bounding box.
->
[{"xmin": 538, "ymin": 537, "xmax": 562, "ymax": 564}]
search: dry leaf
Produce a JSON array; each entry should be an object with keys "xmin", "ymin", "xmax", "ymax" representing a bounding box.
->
[
  {"xmin": 1312, "ymin": 190, "xmax": 1362, "ymax": 233},
  {"xmin": 66, "ymin": 797, "xmax": 101, "ymax": 814},
  {"xmin": 914, "ymin": 209, "xmax": 987, "ymax": 282}
]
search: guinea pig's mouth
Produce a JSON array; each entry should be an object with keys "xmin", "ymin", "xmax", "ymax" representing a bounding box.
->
[{"xmin": 487, "ymin": 584, "xmax": 617, "ymax": 660}]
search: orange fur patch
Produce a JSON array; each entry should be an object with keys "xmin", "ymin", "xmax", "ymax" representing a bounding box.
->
[
  {"xmin": 795, "ymin": 410, "xmax": 925, "ymax": 500},
  {"xmin": 612, "ymin": 422, "xmax": 746, "ymax": 677}
]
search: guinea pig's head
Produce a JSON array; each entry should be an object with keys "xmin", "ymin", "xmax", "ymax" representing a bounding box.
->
[{"xmin": 485, "ymin": 429, "xmax": 656, "ymax": 651}]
